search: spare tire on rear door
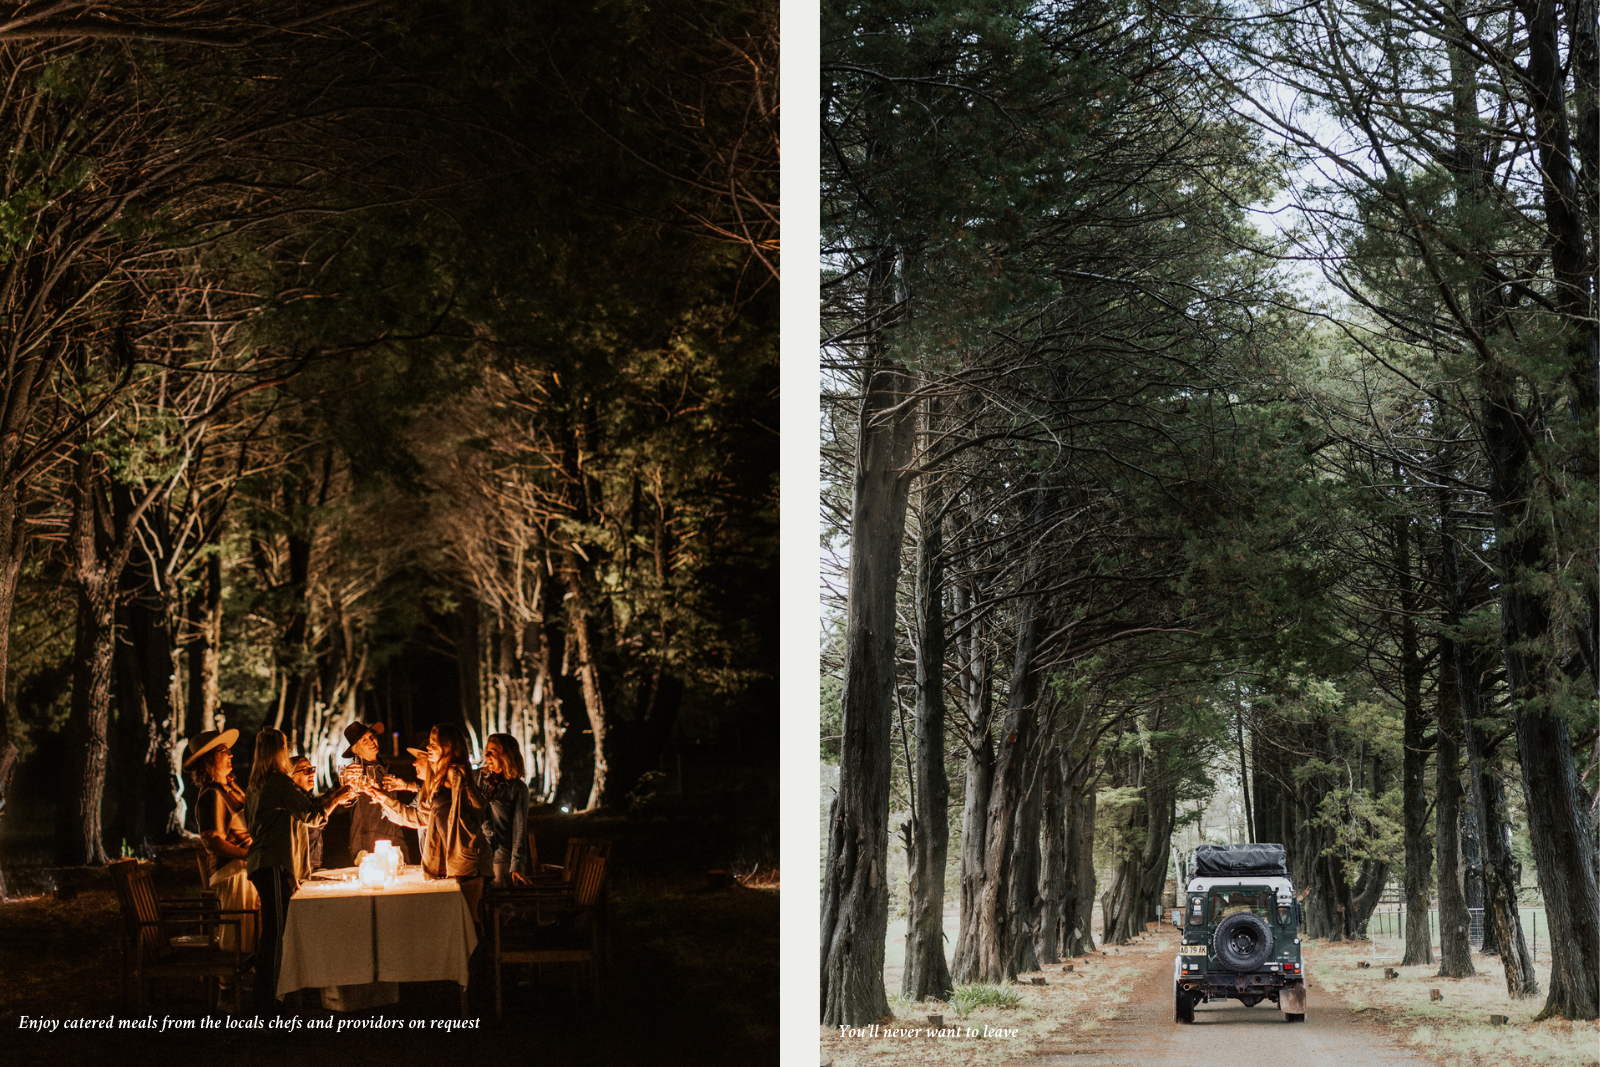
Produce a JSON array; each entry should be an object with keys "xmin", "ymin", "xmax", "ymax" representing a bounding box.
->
[{"xmin": 1212, "ymin": 913, "xmax": 1274, "ymax": 971}]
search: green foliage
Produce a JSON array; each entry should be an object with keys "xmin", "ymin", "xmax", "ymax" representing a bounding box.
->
[{"xmin": 948, "ymin": 984, "xmax": 1022, "ymax": 1016}]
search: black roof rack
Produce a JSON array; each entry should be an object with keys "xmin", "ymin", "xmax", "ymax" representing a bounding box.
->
[{"xmin": 1191, "ymin": 843, "xmax": 1288, "ymax": 878}]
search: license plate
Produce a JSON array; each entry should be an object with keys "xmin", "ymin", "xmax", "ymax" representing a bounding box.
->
[{"xmin": 1180, "ymin": 945, "xmax": 1208, "ymax": 956}]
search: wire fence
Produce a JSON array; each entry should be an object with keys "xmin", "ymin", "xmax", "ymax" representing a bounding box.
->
[{"xmin": 1366, "ymin": 902, "xmax": 1547, "ymax": 963}]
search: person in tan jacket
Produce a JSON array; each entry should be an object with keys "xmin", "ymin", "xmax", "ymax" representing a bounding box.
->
[{"xmin": 362, "ymin": 723, "xmax": 489, "ymax": 917}]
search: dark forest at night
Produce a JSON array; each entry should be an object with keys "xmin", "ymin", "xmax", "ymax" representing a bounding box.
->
[{"xmin": 0, "ymin": 2, "xmax": 777, "ymax": 1060}]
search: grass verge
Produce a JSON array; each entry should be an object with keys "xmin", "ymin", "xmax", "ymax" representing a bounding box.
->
[
  {"xmin": 1306, "ymin": 939, "xmax": 1598, "ymax": 1067},
  {"xmin": 820, "ymin": 925, "xmax": 1167, "ymax": 1067}
]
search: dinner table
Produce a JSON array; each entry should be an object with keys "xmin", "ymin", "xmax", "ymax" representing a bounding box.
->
[{"xmin": 277, "ymin": 866, "xmax": 477, "ymax": 1013}]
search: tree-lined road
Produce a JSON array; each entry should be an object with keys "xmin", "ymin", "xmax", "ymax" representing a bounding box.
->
[{"xmin": 1022, "ymin": 933, "xmax": 1438, "ymax": 1067}]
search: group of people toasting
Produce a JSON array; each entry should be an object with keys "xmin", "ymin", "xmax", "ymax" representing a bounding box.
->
[{"xmin": 180, "ymin": 720, "xmax": 533, "ymax": 1012}]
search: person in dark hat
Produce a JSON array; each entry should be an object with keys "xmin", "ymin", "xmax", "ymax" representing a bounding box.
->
[
  {"xmin": 339, "ymin": 721, "xmax": 410, "ymax": 863},
  {"xmin": 182, "ymin": 728, "xmax": 257, "ymax": 956}
]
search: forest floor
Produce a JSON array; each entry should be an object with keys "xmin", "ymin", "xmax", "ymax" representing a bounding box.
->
[
  {"xmin": 820, "ymin": 923, "xmax": 1165, "ymax": 1067},
  {"xmin": 819, "ymin": 922, "xmax": 1598, "ymax": 1067},
  {"xmin": 1308, "ymin": 939, "xmax": 1598, "ymax": 1067},
  {"xmin": 0, "ymin": 806, "xmax": 777, "ymax": 1066}
]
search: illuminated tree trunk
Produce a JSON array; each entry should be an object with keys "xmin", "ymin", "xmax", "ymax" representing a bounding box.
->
[
  {"xmin": 562, "ymin": 558, "xmax": 608, "ymax": 811},
  {"xmin": 60, "ymin": 456, "xmax": 116, "ymax": 866},
  {"xmin": 186, "ymin": 553, "xmax": 223, "ymax": 735}
]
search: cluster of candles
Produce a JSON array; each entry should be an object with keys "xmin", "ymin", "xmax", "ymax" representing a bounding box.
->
[{"xmin": 358, "ymin": 839, "xmax": 402, "ymax": 889}]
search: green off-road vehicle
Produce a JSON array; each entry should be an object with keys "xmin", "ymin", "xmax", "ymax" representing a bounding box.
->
[{"xmin": 1171, "ymin": 843, "xmax": 1307, "ymax": 1024}]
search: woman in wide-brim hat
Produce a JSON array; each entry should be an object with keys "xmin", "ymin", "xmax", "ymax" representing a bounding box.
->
[{"xmin": 182, "ymin": 729, "xmax": 259, "ymax": 955}]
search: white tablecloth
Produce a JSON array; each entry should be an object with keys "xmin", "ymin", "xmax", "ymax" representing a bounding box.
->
[{"xmin": 277, "ymin": 867, "xmax": 478, "ymax": 1000}]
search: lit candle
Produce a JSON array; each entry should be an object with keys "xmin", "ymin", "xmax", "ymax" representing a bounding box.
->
[{"xmin": 359, "ymin": 854, "xmax": 388, "ymax": 889}]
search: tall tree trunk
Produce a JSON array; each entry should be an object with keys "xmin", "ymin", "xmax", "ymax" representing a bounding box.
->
[
  {"xmin": 1136, "ymin": 775, "xmax": 1177, "ymax": 930},
  {"xmin": 951, "ymin": 708, "xmax": 994, "ymax": 980},
  {"xmin": 0, "ymin": 514, "xmax": 20, "ymax": 896},
  {"xmin": 561, "ymin": 558, "xmax": 609, "ymax": 811},
  {"xmin": 60, "ymin": 457, "xmax": 115, "ymax": 866},
  {"xmin": 1101, "ymin": 739, "xmax": 1146, "ymax": 946},
  {"xmin": 536, "ymin": 581, "xmax": 564, "ymax": 802},
  {"xmin": 186, "ymin": 552, "xmax": 223, "ymax": 735},
  {"xmin": 902, "ymin": 476, "xmax": 952, "ymax": 1001},
  {"xmin": 1006, "ymin": 752, "xmax": 1045, "ymax": 975},
  {"xmin": 456, "ymin": 599, "xmax": 483, "ymax": 741},
  {"xmin": 820, "ymin": 365, "xmax": 916, "ymax": 1026},
  {"xmin": 1483, "ymin": 374, "xmax": 1599, "ymax": 1017},
  {"xmin": 1434, "ymin": 486, "xmax": 1477, "ymax": 978},
  {"xmin": 1397, "ymin": 512, "xmax": 1434, "ymax": 967},
  {"xmin": 1252, "ymin": 717, "xmax": 1291, "ymax": 849},
  {"xmin": 113, "ymin": 488, "xmax": 185, "ymax": 849},
  {"xmin": 1065, "ymin": 772, "xmax": 1098, "ymax": 957},
  {"xmin": 1350, "ymin": 857, "xmax": 1391, "ymax": 938},
  {"xmin": 964, "ymin": 589, "xmax": 1041, "ymax": 983},
  {"xmin": 1037, "ymin": 744, "xmax": 1067, "ymax": 964},
  {"xmin": 949, "ymin": 554, "xmax": 993, "ymax": 979},
  {"xmin": 1236, "ymin": 711, "xmax": 1254, "ymax": 842},
  {"xmin": 1435, "ymin": 634, "xmax": 1475, "ymax": 977},
  {"xmin": 1460, "ymin": 798, "xmax": 1490, "ymax": 954},
  {"xmin": 1460, "ymin": 642, "xmax": 1540, "ymax": 997},
  {"xmin": 1513, "ymin": 707, "xmax": 1600, "ymax": 1019},
  {"xmin": 1443, "ymin": 5, "xmax": 1532, "ymax": 988}
]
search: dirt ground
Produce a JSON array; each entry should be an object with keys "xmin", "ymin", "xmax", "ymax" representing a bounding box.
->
[
  {"xmin": 1, "ymin": 809, "xmax": 777, "ymax": 1066},
  {"xmin": 819, "ymin": 924, "xmax": 1598, "ymax": 1067}
]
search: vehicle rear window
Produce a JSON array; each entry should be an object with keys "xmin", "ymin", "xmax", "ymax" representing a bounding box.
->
[{"xmin": 1209, "ymin": 888, "xmax": 1269, "ymax": 918}]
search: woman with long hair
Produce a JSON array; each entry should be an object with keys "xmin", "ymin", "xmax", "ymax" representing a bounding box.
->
[
  {"xmin": 477, "ymin": 733, "xmax": 530, "ymax": 887},
  {"xmin": 245, "ymin": 728, "xmax": 352, "ymax": 1013},
  {"xmin": 182, "ymin": 729, "xmax": 258, "ymax": 955},
  {"xmin": 363, "ymin": 723, "xmax": 488, "ymax": 915},
  {"xmin": 381, "ymin": 746, "xmax": 435, "ymax": 857}
]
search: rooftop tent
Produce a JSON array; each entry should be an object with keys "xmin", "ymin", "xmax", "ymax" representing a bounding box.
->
[{"xmin": 1191, "ymin": 843, "xmax": 1288, "ymax": 878}]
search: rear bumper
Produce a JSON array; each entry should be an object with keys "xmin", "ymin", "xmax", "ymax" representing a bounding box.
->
[{"xmin": 1177, "ymin": 973, "xmax": 1304, "ymax": 1000}]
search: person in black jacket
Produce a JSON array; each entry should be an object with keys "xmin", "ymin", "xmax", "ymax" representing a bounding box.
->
[
  {"xmin": 246, "ymin": 730, "xmax": 352, "ymax": 1014},
  {"xmin": 338, "ymin": 721, "xmax": 409, "ymax": 863}
]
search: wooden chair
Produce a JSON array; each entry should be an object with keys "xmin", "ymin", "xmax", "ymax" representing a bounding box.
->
[
  {"xmin": 110, "ymin": 859, "xmax": 255, "ymax": 1011},
  {"xmin": 547, "ymin": 837, "xmax": 611, "ymax": 882},
  {"xmin": 491, "ymin": 853, "xmax": 607, "ymax": 1019}
]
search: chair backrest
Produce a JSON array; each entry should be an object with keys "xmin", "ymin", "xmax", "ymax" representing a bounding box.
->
[
  {"xmin": 573, "ymin": 853, "xmax": 606, "ymax": 908},
  {"xmin": 526, "ymin": 829, "xmax": 538, "ymax": 872},
  {"xmin": 560, "ymin": 837, "xmax": 612, "ymax": 881},
  {"xmin": 195, "ymin": 847, "xmax": 214, "ymax": 887},
  {"xmin": 109, "ymin": 859, "xmax": 166, "ymax": 959},
  {"xmin": 570, "ymin": 837, "xmax": 612, "ymax": 860}
]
